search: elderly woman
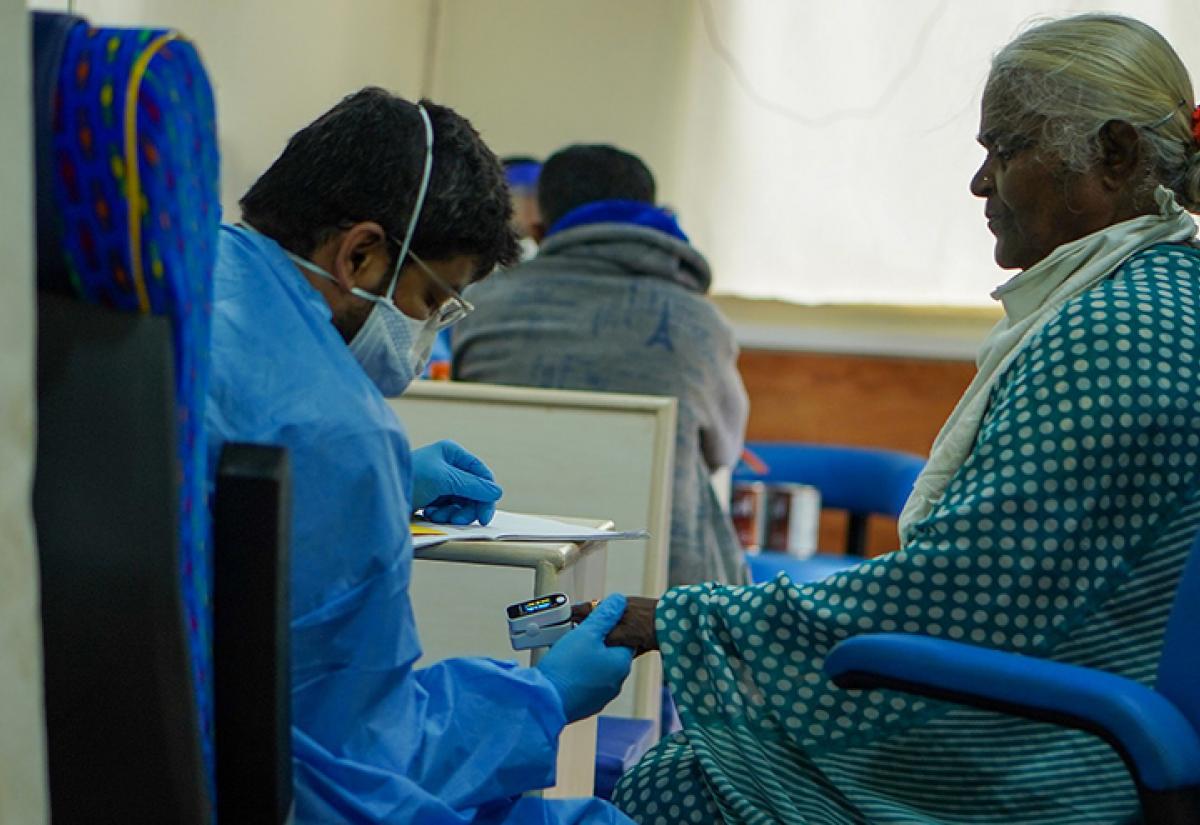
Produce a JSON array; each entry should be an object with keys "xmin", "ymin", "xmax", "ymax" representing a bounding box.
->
[{"xmin": 595, "ymin": 13, "xmax": 1200, "ymax": 824}]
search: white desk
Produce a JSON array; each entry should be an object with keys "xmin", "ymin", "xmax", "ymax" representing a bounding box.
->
[{"xmin": 410, "ymin": 518, "xmax": 611, "ymax": 799}]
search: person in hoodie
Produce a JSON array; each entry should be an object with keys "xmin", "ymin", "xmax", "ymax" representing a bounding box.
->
[{"xmin": 452, "ymin": 144, "xmax": 750, "ymax": 587}]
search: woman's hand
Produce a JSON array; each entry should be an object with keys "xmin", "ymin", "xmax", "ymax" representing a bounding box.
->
[{"xmin": 572, "ymin": 595, "xmax": 660, "ymax": 657}]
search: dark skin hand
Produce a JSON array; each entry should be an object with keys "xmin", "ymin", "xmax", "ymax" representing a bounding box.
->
[{"xmin": 572, "ymin": 596, "xmax": 660, "ymax": 657}]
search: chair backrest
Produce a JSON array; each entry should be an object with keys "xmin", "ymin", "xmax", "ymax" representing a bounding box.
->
[
  {"xmin": 32, "ymin": 7, "xmax": 220, "ymax": 797},
  {"xmin": 736, "ymin": 441, "xmax": 926, "ymax": 518},
  {"xmin": 1155, "ymin": 530, "xmax": 1200, "ymax": 736},
  {"xmin": 34, "ymin": 293, "xmax": 209, "ymax": 823}
]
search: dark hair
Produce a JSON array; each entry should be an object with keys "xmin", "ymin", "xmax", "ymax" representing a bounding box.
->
[
  {"xmin": 536, "ymin": 144, "xmax": 656, "ymax": 228},
  {"xmin": 240, "ymin": 87, "xmax": 519, "ymax": 275}
]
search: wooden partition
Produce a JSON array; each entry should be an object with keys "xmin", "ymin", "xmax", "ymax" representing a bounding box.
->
[
  {"xmin": 389, "ymin": 381, "xmax": 677, "ymax": 726},
  {"xmin": 737, "ymin": 349, "xmax": 975, "ymax": 555}
]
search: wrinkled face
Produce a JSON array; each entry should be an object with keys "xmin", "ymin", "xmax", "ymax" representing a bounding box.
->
[{"xmin": 970, "ymin": 95, "xmax": 1114, "ymax": 270}]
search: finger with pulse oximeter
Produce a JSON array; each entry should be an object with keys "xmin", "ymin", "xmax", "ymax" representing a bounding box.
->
[
  {"xmin": 571, "ymin": 594, "xmax": 660, "ymax": 657},
  {"xmin": 527, "ymin": 593, "xmax": 635, "ymax": 724}
]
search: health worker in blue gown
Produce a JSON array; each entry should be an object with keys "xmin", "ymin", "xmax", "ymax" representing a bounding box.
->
[{"xmin": 205, "ymin": 87, "xmax": 638, "ymax": 824}]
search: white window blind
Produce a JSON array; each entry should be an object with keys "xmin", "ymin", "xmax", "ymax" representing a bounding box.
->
[{"xmin": 677, "ymin": 0, "xmax": 1200, "ymax": 306}]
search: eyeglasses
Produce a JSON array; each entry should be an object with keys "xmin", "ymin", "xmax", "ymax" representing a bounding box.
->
[
  {"xmin": 399, "ymin": 244, "xmax": 475, "ymax": 329},
  {"xmin": 335, "ymin": 230, "xmax": 475, "ymax": 330}
]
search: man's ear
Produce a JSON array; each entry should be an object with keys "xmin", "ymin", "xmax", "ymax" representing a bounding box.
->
[
  {"xmin": 1097, "ymin": 119, "xmax": 1142, "ymax": 191},
  {"xmin": 330, "ymin": 221, "xmax": 390, "ymax": 290},
  {"xmin": 529, "ymin": 221, "xmax": 547, "ymax": 244}
]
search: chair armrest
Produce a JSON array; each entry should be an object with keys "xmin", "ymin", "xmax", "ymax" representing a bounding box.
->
[{"xmin": 825, "ymin": 633, "xmax": 1200, "ymax": 792}]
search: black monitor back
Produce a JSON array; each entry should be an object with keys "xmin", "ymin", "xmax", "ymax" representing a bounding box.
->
[{"xmin": 213, "ymin": 442, "xmax": 294, "ymax": 824}]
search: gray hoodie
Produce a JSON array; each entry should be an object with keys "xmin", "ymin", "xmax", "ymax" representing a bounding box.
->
[{"xmin": 453, "ymin": 223, "xmax": 750, "ymax": 587}]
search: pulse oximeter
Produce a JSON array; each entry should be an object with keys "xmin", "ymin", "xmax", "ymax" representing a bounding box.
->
[{"xmin": 507, "ymin": 593, "xmax": 574, "ymax": 650}]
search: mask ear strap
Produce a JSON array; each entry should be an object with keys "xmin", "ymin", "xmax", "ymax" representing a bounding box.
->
[
  {"xmin": 286, "ymin": 248, "xmax": 392, "ymax": 309},
  {"xmin": 384, "ymin": 103, "xmax": 436, "ymax": 302},
  {"xmin": 286, "ymin": 250, "xmax": 336, "ymax": 283}
]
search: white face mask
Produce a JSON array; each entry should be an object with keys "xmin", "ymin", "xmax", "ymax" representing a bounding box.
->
[
  {"xmin": 517, "ymin": 236, "xmax": 539, "ymax": 262},
  {"xmin": 285, "ymin": 251, "xmax": 438, "ymax": 396},
  {"xmin": 346, "ymin": 299, "xmax": 436, "ymax": 396}
]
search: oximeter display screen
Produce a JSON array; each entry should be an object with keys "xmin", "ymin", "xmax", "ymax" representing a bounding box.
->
[{"xmin": 507, "ymin": 593, "xmax": 567, "ymax": 619}]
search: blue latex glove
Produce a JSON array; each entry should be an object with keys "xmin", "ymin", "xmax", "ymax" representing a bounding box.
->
[
  {"xmin": 411, "ymin": 440, "xmax": 503, "ymax": 525},
  {"xmin": 536, "ymin": 594, "xmax": 635, "ymax": 723}
]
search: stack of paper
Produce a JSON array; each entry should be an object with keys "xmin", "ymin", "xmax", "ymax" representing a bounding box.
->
[{"xmin": 411, "ymin": 510, "xmax": 648, "ymax": 550}]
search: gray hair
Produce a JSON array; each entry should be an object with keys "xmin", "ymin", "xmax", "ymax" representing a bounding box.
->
[{"xmin": 985, "ymin": 13, "xmax": 1200, "ymax": 210}]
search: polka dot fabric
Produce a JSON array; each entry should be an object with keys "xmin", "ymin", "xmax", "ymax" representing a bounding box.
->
[
  {"xmin": 616, "ymin": 244, "xmax": 1200, "ymax": 824},
  {"xmin": 50, "ymin": 24, "xmax": 219, "ymax": 798}
]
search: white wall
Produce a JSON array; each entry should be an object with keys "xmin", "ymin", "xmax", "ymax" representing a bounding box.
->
[
  {"xmin": 429, "ymin": 0, "xmax": 694, "ymax": 210},
  {"xmin": 28, "ymin": 0, "xmax": 1200, "ymax": 308},
  {"xmin": 31, "ymin": 0, "xmax": 695, "ymax": 240},
  {"xmin": 34, "ymin": 0, "xmax": 432, "ymax": 219},
  {"xmin": 1, "ymin": 0, "xmax": 48, "ymax": 822}
]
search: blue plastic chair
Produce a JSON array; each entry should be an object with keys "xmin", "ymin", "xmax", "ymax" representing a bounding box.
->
[
  {"xmin": 734, "ymin": 441, "xmax": 926, "ymax": 583},
  {"xmin": 825, "ymin": 531, "xmax": 1200, "ymax": 825},
  {"xmin": 594, "ymin": 716, "xmax": 659, "ymax": 801}
]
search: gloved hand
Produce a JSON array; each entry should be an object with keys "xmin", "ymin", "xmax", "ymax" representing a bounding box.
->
[
  {"xmin": 411, "ymin": 440, "xmax": 503, "ymax": 525},
  {"xmin": 536, "ymin": 594, "xmax": 635, "ymax": 724}
]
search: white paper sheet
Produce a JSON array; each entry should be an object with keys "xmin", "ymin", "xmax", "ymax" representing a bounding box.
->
[{"xmin": 411, "ymin": 510, "xmax": 648, "ymax": 550}]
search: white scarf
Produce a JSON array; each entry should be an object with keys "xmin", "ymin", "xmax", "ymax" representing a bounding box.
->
[{"xmin": 898, "ymin": 186, "xmax": 1198, "ymax": 544}]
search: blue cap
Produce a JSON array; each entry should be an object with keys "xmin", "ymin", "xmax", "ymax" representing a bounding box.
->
[{"xmin": 505, "ymin": 161, "xmax": 541, "ymax": 191}]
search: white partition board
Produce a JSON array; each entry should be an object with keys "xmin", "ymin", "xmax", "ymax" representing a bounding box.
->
[
  {"xmin": 413, "ymin": 562, "xmax": 538, "ymax": 667},
  {"xmin": 392, "ymin": 381, "xmax": 676, "ymax": 723}
]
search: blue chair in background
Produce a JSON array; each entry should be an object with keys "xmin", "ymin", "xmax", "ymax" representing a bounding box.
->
[
  {"xmin": 594, "ymin": 715, "xmax": 661, "ymax": 801},
  {"xmin": 824, "ymin": 531, "xmax": 1200, "ymax": 825},
  {"xmin": 735, "ymin": 441, "xmax": 925, "ymax": 583}
]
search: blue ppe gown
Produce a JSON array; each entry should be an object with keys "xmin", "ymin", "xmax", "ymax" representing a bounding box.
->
[{"xmin": 205, "ymin": 225, "xmax": 632, "ymax": 825}]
